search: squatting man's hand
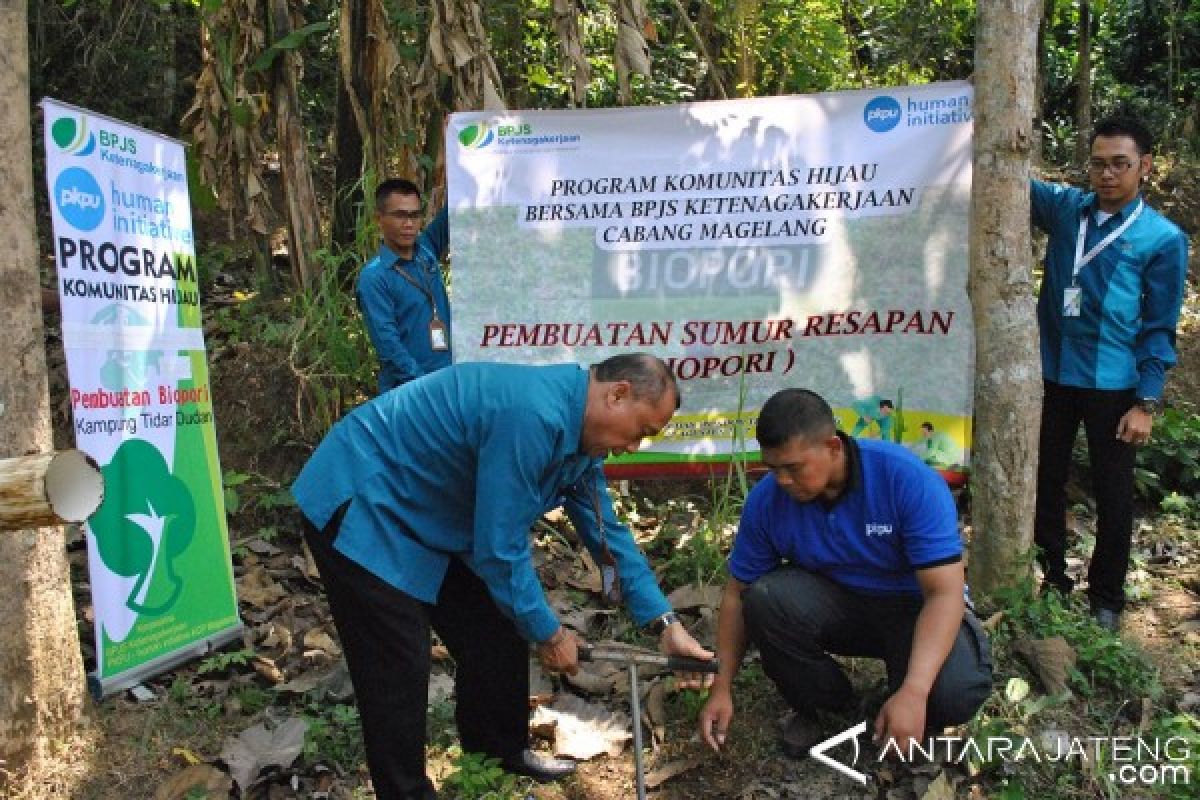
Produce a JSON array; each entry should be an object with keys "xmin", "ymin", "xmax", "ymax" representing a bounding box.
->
[
  {"xmin": 874, "ymin": 684, "xmax": 927, "ymax": 755},
  {"xmin": 697, "ymin": 687, "xmax": 734, "ymax": 751}
]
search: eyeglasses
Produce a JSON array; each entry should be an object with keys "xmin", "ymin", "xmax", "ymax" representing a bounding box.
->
[
  {"xmin": 381, "ymin": 209, "xmax": 423, "ymax": 221},
  {"xmin": 1087, "ymin": 158, "xmax": 1136, "ymax": 175}
]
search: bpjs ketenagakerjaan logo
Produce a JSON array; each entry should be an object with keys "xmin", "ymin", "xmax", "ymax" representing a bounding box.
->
[
  {"xmin": 457, "ymin": 120, "xmax": 581, "ymax": 150},
  {"xmin": 51, "ymin": 114, "xmax": 97, "ymax": 156}
]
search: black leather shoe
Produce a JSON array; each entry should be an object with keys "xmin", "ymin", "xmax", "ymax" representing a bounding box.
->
[
  {"xmin": 1091, "ymin": 607, "xmax": 1121, "ymax": 632},
  {"xmin": 502, "ymin": 749, "xmax": 576, "ymax": 783}
]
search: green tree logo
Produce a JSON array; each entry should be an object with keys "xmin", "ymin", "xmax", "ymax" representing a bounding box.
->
[{"xmin": 90, "ymin": 440, "xmax": 196, "ymax": 616}]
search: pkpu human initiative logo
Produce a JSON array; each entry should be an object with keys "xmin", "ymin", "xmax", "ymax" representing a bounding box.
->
[
  {"xmin": 54, "ymin": 166, "xmax": 105, "ymax": 232},
  {"xmin": 863, "ymin": 96, "xmax": 903, "ymax": 133}
]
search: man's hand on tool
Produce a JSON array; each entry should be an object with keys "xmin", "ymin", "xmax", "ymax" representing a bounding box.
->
[
  {"xmin": 537, "ymin": 625, "xmax": 581, "ymax": 675},
  {"xmin": 660, "ymin": 622, "xmax": 716, "ymax": 689},
  {"xmin": 697, "ymin": 688, "xmax": 734, "ymax": 751}
]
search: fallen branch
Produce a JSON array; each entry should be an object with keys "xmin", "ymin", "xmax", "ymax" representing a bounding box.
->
[{"xmin": 0, "ymin": 449, "xmax": 104, "ymax": 531}]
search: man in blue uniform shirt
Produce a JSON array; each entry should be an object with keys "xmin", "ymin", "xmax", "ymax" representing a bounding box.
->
[
  {"xmin": 356, "ymin": 179, "xmax": 452, "ymax": 392},
  {"xmin": 293, "ymin": 354, "xmax": 713, "ymax": 799},
  {"xmin": 697, "ymin": 389, "xmax": 991, "ymax": 758},
  {"xmin": 1031, "ymin": 116, "xmax": 1189, "ymax": 631}
]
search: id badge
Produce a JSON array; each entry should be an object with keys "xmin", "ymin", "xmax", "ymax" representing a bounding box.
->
[
  {"xmin": 1062, "ymin": 287, "xmax": 1082, "ymax": 318},
  {"xmin": 429, "ymin": 318, "xmax": 449, "ymax": 351}
]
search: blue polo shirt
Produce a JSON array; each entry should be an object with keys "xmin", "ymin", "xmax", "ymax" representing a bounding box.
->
[
  {"xmin": 291, "ymin": 362, "xmax": 671, "ymax": 642},
  {"xmin": 356, "ymin": 206, "xmax": 453, "ymax": 393},
  {"xmin": 1031, "ymin": 181, "xmax": 1188, "ymax": 399},
  {"xmin": 728, "ymin": 435, "xmax": 961, "ymax": 595}
]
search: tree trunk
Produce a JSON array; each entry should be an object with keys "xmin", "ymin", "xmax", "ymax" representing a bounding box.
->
[
  {"xmin": 967, "ymin": 0, "xmax": 1043, "ymax": 599},
  {"xmin": 0, "ymin": 2, "xmax": 87, "ymax": 781},
  {"xmin": 1073, "ymin": 0, "xmax": 1091, "ymax": 166},
  {"xmin": 270, "ymin": 0, "xmax": 322, "ymax": 289},
  {"xmin": 331, "ymin": 0, "xmax": 367, "ymax": 252}
]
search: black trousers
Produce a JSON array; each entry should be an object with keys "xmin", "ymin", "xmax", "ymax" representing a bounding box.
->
[
  {"xmin": 741, "ymin": 567, "xmax": 993, "ymax": 730},
  {"xmin": 303, "ymin": 514, "xmax": 530, "ymax": 800},
  {"xmin": 1033, "ymin": 380, "xmax": 1136, "ymax": 611}
]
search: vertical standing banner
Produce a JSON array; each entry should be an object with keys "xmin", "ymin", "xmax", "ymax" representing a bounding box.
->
[
  {"xmin": 447, "ymin": 82, "xmax": 975, "ymax": 479},
  {"xmin": 42, "ymin": 99, "xmax": 242, "ymax": 696}
]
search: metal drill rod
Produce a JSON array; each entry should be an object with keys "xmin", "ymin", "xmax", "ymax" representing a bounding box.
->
[
  {"xmin": 577, "ymin": 645, "xmax": 718, "ymax": 798},
  {"xmin": 629, "ymin": 662, "xmax": 645, "ymax": 800}
]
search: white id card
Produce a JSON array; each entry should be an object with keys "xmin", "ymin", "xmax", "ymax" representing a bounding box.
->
[{"xmin": 1063, "ymin": 287, "xmax": 1082, "ymax": 317}]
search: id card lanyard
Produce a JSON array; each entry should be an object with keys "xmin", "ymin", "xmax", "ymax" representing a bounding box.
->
[
  {"xmin": 394, "ymin": 256, "xmax": 449, "ymax": 351},
  {"xmin": 585, "ymin": 466, "xmax": 623, "ymax": 606},
  {"xmin": 1065, "ymin": 199, "xmax": 1142, "ymax": 318}
]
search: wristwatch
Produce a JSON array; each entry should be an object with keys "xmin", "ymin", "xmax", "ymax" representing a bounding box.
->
[
  {"xmin": 1136, "ymin": 398, "xmax": 1160, "ymax": 415},
  {"xmin": 646, "ymin": 610, "xmax": 681, "ymax": 636}
]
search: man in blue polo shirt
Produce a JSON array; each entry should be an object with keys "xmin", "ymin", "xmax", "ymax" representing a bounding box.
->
[
  {"xmin": 697, "ymin": 388, "xmax": 991, "ymax": 758},
  {"xmin": 356, "ymin": 178, "xmax": 452, "ymax": 393},
  {"xmin": 1031, "ymin": 116, "xmax": 1189, "ymax": 631},
  {"xmin": 293, "ymin": 354, "xmax": 713, "ymax": 800}
]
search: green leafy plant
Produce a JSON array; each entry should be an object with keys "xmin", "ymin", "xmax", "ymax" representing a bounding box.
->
[
  {"xmin": 441, "ymin": 750, "xmax": 530, "ymax": 799},
  {"xmin": 303, "ymin": 702, "xmax": 365, "ymax": 771},
  {"xmin": 1135, "ymin": 406, "xmax": 1200, "ymax": 503},
  {"xmin": 991, "ymin": 581, "xmax": 1160, "ymax": 698},
  {"xmin": 197, "ymin": 647, "xmax": 255, "ymax": 675}
]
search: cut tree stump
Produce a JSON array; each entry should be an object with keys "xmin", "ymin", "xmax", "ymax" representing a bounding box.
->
[{"xmin": 0, "ymin": 449, "xmax": 104, "ymax": 531}]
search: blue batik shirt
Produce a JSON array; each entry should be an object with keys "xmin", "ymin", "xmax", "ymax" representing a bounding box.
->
[
  {"xmin": 1031, "ymin": 180, "xmax": 1188, "ymax": 399},
  {"xmin": 291, "ymin": 362, "xmax": 672, "ymax": 642},
  {"xmin": 356, "ymin": 206, "xmax": 452, "ymax": 393}
]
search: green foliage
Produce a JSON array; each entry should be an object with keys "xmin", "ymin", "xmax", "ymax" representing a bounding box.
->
[
  {"xmin": 249, "ymin": 20, "xmax": 332, "ymax": 73},
  {"xmin": 441, "ymin": 750, "xmax": 531, "ymax": 799},
  {"xmin": 1144, "ymin": 712, "xmax": 1200, "ymax": 800},
  {"xmin": 289, "ymin": 251, "xmax": 376, "ymax": 442},
  {"xmin": 303, "ymin": 702, "xmax": 365, "ymax": 772},
  {"xmin": 1134, "ymin": 406, "xmax": 1200, "ymax": 504},
  {"xmin": 197, "ymin": 646, "xmax": 255, "ymax": 675},
  {"xmin": 990, "ymin": 581, "xmax": 1160, "ymax": 698}
]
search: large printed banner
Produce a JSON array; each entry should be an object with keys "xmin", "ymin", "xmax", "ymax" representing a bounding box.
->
[
  {"xmin": 42, "ymin": 99, "xmax": 242, "ymax": 695},
  {"xmin": 447, "ymin": 82, "xmax": 974, "ymax": 476}
]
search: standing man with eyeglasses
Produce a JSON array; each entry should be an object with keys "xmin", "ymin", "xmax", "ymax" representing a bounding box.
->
[
  {"xmin": 357, "ymin": 179, "xmax": 452, "ymax": 393},
  {"xmin": 293, "ymin": 354, "xmax": 713, "ymax": 799},
  {"xmin": 1031, "ymin": 116, "xmax": 1189, "ymax": 631}
]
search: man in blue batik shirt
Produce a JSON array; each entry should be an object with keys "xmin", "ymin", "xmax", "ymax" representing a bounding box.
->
[
  {"xmin": 1031, "ymin": 116, "xmax": 1189, "ymax": 631},
  {"xmin": 356, "ymin": 179, "xmax": 452, "ymax": 393},
  {"xmin": 697, "ymin": 389, "xmax": 992, "ymax": 761},
  {"xmin": 293, "ymin": 354, "xmax": 713, "ymax": 800}
]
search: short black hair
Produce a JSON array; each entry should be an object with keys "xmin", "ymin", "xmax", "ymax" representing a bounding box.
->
[
  {"xmin": 921, "ymin": 421, "xmax": 934, "ymax": 432},
  {"xmin": 1091, "ymin": 116, "xmax": 1154, "ymax": 156},
  {"xmin": 375, "ymin": 178, "xmax": 422, "ymax": 212},
  {"xmin": 879, "ymin": 399, "xmax": 894, "ymax": 410},
  {"xmin": 592, "ymin": 354, "xmax": 680, "ymax": 409},
  {"xmin": 756, "ymin": 388, "xmax": 836, "ymax": 449}
]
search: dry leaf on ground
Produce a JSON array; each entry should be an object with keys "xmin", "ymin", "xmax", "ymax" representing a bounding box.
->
[
  {"xmin": 219, "ymin": 716, "xmax": 308, "ymax": 790},
  {"xmin": 530, "ymin": 694, "xmax": 631, "ymax": 759}
]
